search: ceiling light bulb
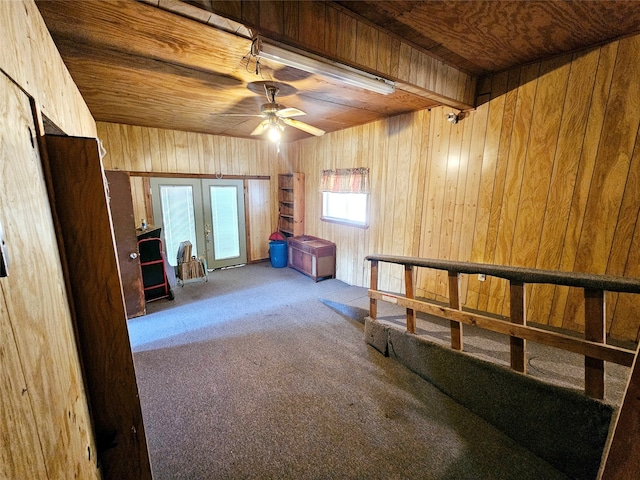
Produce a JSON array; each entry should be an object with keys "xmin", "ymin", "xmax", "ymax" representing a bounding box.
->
[{"xmin": 268, "ymin": 125, "xmax": 281, "ymax": 142}]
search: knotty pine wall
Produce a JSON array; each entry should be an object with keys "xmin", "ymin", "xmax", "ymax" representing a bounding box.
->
[
  {"xmin": 293, "ymin": 33, "xmax": 640, "ymax": 343},
  {"xmin": 1, "ymin": 1, "xmax": 99, "ymax": 478},
  {"xmin": 97, "ymin": 122, "xmax": 289, "ymax": 261}
]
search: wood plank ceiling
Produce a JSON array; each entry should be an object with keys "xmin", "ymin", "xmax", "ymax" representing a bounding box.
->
[
  {"xmin": 36, "ymin": 0, "xmax": 640, "ymax": 142},
  {"xmin": 335, "ymin": 0, "xmax": 640, "ymax": 76}
]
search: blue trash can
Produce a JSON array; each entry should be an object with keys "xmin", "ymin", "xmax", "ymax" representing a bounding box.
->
[{"xmin": 269, "ymin": 240, "xmax": 288, "ymax": 268}]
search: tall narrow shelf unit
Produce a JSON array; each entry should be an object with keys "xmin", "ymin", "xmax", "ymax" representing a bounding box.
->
[{"xmin": 278, "ymin": 173, "xmax": 304, "ymax": 237}]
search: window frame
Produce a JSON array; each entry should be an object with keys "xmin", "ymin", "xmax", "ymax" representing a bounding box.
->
[{"xmin": 320, "ymin": 191, "xmax": 370, "ymax": 229}]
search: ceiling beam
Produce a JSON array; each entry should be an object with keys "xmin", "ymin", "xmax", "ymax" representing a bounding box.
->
[{"xmin": 171, "ymin": 0, "xmax": 477, "ymax": 110}]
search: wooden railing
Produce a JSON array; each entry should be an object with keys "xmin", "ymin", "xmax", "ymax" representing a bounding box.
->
[{"xmin": 366, "ymin": 254, "xmax": 640, "ymax": 399}]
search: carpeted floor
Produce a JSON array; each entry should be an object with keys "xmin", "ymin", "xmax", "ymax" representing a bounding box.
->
[{"xmin": 128, "ymin": 263, "xmax": 584, "ymax": 479}]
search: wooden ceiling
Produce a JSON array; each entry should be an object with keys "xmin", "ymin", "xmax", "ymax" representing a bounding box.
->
[
  {"xmin": 36, "ymin": 0, "xmax": 640, "ymax": 142},
  {"xmin": 336, "ymin": 1, "xmax": 640, "ymax": 76}
]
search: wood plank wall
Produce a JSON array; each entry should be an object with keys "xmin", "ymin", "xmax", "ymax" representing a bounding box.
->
[
  {"xmin": 293, "ymin": 34, "xmax": 640, "ymax": 343},
  {"xmin": 188, "ymin": 0, "xmax": 475, "ymax": 108},
  {"xmin": 0, "ymin": 0, "xmax": 95, "ymax": 137},
  {"xmin": 1, "ymin": 72, "xmax": 99, "ymax": 480},
  {"xmin": 97, "ymin": 122, "xmax": 287, "ymax": 261},
  {"xmin": 288, "ymin": 110, "xmax": 431, "ymax": 293},
  {"xmin": 1, "ymin": 1, "xmax": 99, "ymax": 478}
]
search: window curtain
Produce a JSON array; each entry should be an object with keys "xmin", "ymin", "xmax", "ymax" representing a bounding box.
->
[{"xmin": 319, "ymin": 168, "xmax": 370, "ymax": 193}]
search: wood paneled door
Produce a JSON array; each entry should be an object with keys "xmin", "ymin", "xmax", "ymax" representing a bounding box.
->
[
  {"xmin": 106, "ymin": 170, "xmax": 145, "ymax": 318},
  {"xmin": 43, "ymin": 135, "xmax": 152, "ymax": 480}
]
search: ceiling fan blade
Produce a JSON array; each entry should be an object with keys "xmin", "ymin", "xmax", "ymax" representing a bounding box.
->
[
  {"xmin": 217, "ymin": 113, "xmax": 263, "ymax": 117},
  {"xmin": 281, "ymin": 118, "xmax": 325, "ymax": 136},
  {"xmin": 251, "ymin": 120, "xmax": 269, "ymax": 136},
  {"xmin": 276, "ymin": 107, "xmax": 306, "ymax": 118}
]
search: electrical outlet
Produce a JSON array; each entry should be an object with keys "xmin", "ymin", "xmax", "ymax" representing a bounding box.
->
[
  {"xmin": 0, "ymin": 220, "xmax": 8, "ymax": 277},
  {"xmin": 478, "ymin": 273, "xmax": 486, "ymax": 282}
]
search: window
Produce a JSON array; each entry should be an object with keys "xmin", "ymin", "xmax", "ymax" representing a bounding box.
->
[
  {"xmin": 320, "ymin": 168, "xmax": 369, "ymax": 228},
  {"xmin": 322, "ymin": 192, "xmax": 368, "ymax": 227}
]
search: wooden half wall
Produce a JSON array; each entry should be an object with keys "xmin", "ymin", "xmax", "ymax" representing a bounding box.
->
[
  {"xmin": 293, "ymin": 33, "xmax": 640, "ymax": 344},
  {"xmin": 97, "ymin": 122, "xmax": 288, "ymax": 262}
]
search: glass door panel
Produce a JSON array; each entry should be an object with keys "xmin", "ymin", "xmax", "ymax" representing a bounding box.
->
[
  {"xmin": 211, "ymin": 186, "xmax": 240, "ymax": 259},
  {"xmin": 202, "ymin": 179, "xmax": 247, "ymax": 269},
  {"xmin": 150, "ymin": 178, "xmax": 203, "ymax": 267}
]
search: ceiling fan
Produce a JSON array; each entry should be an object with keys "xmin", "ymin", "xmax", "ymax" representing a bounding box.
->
[{"xmin": 249, "ymin": 84, "xmax": 325, "ymax": 141}]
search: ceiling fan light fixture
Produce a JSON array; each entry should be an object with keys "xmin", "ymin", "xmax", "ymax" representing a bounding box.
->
[
  {"xmin": 268, "ymin": 124, "xmax": 282, "ymax": 142},
  {"xmin": 259, "ymin": 42, "xmax": 395, "ymax": 95},
  {"xmin": 248, "ymin": 84, "xmax": 325, "ymax": 140}
]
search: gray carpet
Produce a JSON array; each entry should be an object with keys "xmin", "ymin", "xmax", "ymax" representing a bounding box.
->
[{"xmin": 128, "ymin": 263, "xmax": 570, "ymax": 479}]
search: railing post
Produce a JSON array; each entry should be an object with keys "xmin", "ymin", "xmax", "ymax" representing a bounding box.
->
[
  {"xmin": 584, "ymin": 288, "xmax": 605, "ymax": 399},
  {"xmin": 599, "ymin": 343, "xmax": 640, "ymax": 479},
  {"xmin": 448, "ymin": 270, "xmax": 463, "ymax": 350},
  {"xmin": 369, "ymin": 260, "xmax": 378, "ymax": 319},
  {"xmin": 405, "ymin": 265, "xmax": 416, "ymax": 334},
  {"xmin": 510, "ymin": 281, "xmax": 526, "ymax": 373}
]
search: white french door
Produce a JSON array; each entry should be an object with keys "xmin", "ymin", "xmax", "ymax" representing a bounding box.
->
[{"xmin": 150, "ymin": 178, "xmax": 247, "ymax": 270}]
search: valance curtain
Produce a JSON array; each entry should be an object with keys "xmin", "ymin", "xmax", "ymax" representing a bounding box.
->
[{"xmin": 319, "ymin": 168, "xmax": 370, "ymax": 193}]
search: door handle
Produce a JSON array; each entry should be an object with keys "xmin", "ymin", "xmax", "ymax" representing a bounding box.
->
[{"xmin": 129, "ymin": 252, "xmax": 138, "ymax": 260}]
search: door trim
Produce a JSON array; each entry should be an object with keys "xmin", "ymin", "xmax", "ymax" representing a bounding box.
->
[
  {"xmin": 131, "ymin": 171, "xmax": 268, "ymax": 180},
  {"xmin": 202, "ymin": 178, "xmax": 247, "ymax": 269},
  {"xmin": 138, "ymin": 174, "xmax": 268, "ymax": 264},
  {"xmin": 150, "ymin": 177, "xmax": 248, "ymax": 269}
]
